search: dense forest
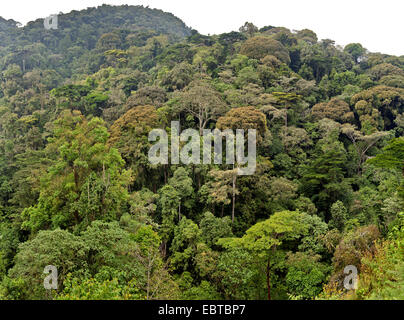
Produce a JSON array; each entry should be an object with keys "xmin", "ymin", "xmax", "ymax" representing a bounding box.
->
[{"xmin": 0, "ymin": 4, "xmax": 403, "ymax": 300}]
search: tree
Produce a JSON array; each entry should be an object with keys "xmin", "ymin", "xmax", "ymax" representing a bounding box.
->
[
  {"xmin": 83, "ymin": 221, "xmax": 175, "ymax": 300},
  {"xmin": 104, "ymin": 49, "xmax": 128, "ymax": 68},
  {"xmin": 369, "ymin": 63, "xmax": 404, "ymax": 81},
  {"xmin": 160, "ymin": 62, "xmax": 194, "ymax": 91},
  {"xmin": 265, "ymin": 177, "xmax": 298, "ymax": 212},
  {"xmin": 298, "ymin": 213, "xmax": 328, "ymax": 254},
  {"xmin": 168, "ymin": 168, "xmax": 193, "ymax": 220},
  {"xmin": 5, "ymin": 229, "xmax": 88, "ymax": 299},
  {"xmin": 84, "ymin": 90, "xmax": 109, "ymax": 116},
  {"xmin": 329, "ymin": 201, "xmax": 348, "ymax": 231},
  {"xmin": 296, "ymin": 29, "xmax": 318, "ymax": 44},
  {"xmin": 380, "ymin": 75, "xmax": 404, "ymax": 89},
  {"xmin": 108, "ymin": 105, "xmax": 159, "ymax": 189},
  {"xmin": 96, "ymin": 33, "xmax": 122, "ymax": 51},
  {"xmin": 81, "ymin": 221, "xmax": 145, "ymax": 281},
  {"xmin": 50, "ymin": 84, "xmax": 91, "ymax": 111},
  {"xmin": 200, "ymin": 169, "xmax": 239, "ymax": 223},
  {"xmin": 159, "ymin": 184, "xmax": 181, "ymax": 249},
  {"xmin": 126, "ymin": 86, "xmax": 167, "ymax": 109},
  {"xmin": 285, "ymin": 252, "xmax": 330, "ymax": 299},
  {"xmin": 169, "ymin": 218, "xmax": 201, "ymax": 273},
  {"xmin": 352, "ymin": 86, "xmax": 404, "ymax": 132},
  {"xmin": 367, "ymin": 137, "xmax": 404, "ymax": 199},
  {"xmin": 240, "ymin": 36, "xmax": 290, "ymax": 64},
  {"xmin": 216, "ymin": 106, "xmax": 267, "ymax": 143},
  {"xmin": 270, "ymin": 92, "xmax": 302, "ymax": 128},
  {"xmin": 214, "ymin": 248, "xmax": 262, "ymax": 299},
  {"xmin": 174, "ymin": 80, "xmax": 227, "ymax": 135},
  {"xmin": 341, "ymin": 123, "xmax": 389, "ymax": 174},
  {"xmin": 344, "ymin": 43, "xmax": 366, "ymax": 63},
  {"xmin": 218, "ymin": 32, "xmax": 247, "ymax": 54},
  {"xmin": 312, "ymin": 98, "xmax": 354, "ymax": 124},
  {"xmin": 214, "ymin": 106, "xmax": 268, "ymax": 222},
  {"xmin": 239, "ymin": 22, "xmax": 258, "ymax": 38},
  {"xmin": 21, "ymin": 110, "xmax": 131, "ymax": 232},
  {"xmin": 330, "ymin": 225, "xmax": 380, "ymax": 289},
  {"xmin": 301, "ymin": 136, "xmax": 351, "ymax": 217},
  {"xmin": 57, "ymin": 276, "xmax": 141, "ymax": 300},
  {"xmin": 367, "ymin": 137, "xmax": 404, "ymax": 174},
  {"xmin": 199, "ymin": 212, "xmax": 233, "ymax": 248},
  {"xmin": 219, "ymin": 211, "xmax": 309, "ymax": 300}
]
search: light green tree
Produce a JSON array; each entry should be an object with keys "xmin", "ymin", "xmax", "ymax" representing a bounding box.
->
[{"xmin": 218, "ymin": 210, "xmax": 309, "ymax": 300}]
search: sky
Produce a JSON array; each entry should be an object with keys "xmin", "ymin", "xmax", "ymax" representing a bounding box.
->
[{"xmin": 0, "ymin": 0, "xmax": 403, "ymax": 56}]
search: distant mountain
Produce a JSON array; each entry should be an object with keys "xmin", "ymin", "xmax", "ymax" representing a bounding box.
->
[
  {"xmin": 0, "ymin": 17, "xmax": 19, "ymax": 31},
  {"xmin": 0, "ymin": 17, "xmax": 20, "ymax": 43},
  {"xmin": 21, "ymin": 4, "xmax": 191, "ymax": 47},
  {"xmin": 0, "ymin": 4, "xmax": 192, "ymax": 75}
]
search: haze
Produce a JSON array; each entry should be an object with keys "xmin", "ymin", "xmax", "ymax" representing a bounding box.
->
[{"xmin": 1, "ymin": 0, "xmax": 403, "ymax": 56}]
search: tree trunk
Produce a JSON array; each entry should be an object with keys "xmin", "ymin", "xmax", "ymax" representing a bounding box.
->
[
  {"xmin": 160, "ymin": 241, "xmax": 167, "ymax": 258},
  {"xmin": 199, "ymin": 117, "xmax": 203, "ymax": 136},
  {"xmin": 266, "ymin": 255, "xmax": 271, "ymax": 300},
  {"xmin": 146, "ymin": 251, "xmax": 151, "ymax": 300},
  {"xmin": 232, "ymin": 172, "xmax": 236, "ymax": 223}
]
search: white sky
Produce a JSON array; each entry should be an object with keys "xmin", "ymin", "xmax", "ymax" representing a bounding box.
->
[{"xmin": 0, "ymin": 0, "xmax": 403, "ymax": 56}]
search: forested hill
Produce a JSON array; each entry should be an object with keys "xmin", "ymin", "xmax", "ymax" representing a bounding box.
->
[
  {"xmin": 0, "ymin": 17, "xmax": 20, "ymax": 43},
  {"xmin": 0, "ymin": 17, "xmax": 19, "ymax": 31},
  {"xmin": 0, "ymin": 6, "xmax": 403, "ymax": 300},
  {"xmin": 0, "ymin": 4, "xmax": 192, "ymax": 77}
]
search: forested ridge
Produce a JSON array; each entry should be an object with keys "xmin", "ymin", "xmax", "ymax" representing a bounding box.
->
[{"xmin": 0, "ymin": 5, "xmax": 403, "ymax": 300}]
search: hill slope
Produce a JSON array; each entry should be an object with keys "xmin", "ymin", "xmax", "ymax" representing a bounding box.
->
[
  {"xmin": 0, "ymin": 7, "xmax": 403, "ymax": 301},
  {"xmin": 0, "ymin": 4, "xmax": 191, "ymax": 77}
]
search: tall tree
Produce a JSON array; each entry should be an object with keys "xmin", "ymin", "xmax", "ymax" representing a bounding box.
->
[
  {"xmin": 174, "ymin": 80, "xmax": 227, "ymax": 135},
  {"xmin": 219, "ymin": 211, "xmax": 309, "ymax": 300},
  {"xmin": 21, "ymin": 110, "xmax": 131, "ymax": 232},
  {"xmin": 168, "ymin": 167, "xmax": 194, "ymax": 221}
]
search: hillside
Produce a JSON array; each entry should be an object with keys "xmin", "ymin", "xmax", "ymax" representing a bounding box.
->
[
  {"xmin": 0, "ymin": 6, "xmax": 403, "ymax": 301},
  {"xmin": 0, "ymin": 4, "xmax": 191, "ymax": 78}
]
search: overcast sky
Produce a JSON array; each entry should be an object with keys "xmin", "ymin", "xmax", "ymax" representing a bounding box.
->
[{"xmin": 1, "ymin": 0, "xmax": 403, "ymax": 56}]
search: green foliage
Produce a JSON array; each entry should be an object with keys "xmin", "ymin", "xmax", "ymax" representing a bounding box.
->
[
  {"xmin": 170, "ymin": 218, "xmax": 201, "ymax": 273},
  {"xmin": 330, "ymin": 225, "xmax": 381, "ymax": 289},
  {"xmin": 368, "ymin": 137, "xmax": 404, "ymax": 199},
  {"xmin": 329, "ymin": 201, "xmax": 348, "ymax": 231},
  {"xmin": 240, "ymin": 36, "xmax": 290, "ymax": 64},
  {"xmin": 4, "ymin": 229, "xmax": 88, "ymax": 299},
  {"xmin": 368, "ymin": 137, "xmax": 404, "ymax": 173},
  {"xmin": 285, "ymin": 252, "xmax": 331, "ymax": 299},
  {"xmin": 214, "ymin": 248, "xmax": 263, "ymax": 300},
  {"xmin": 344, "ymin": 43, "xmax": 366, "ymax": 63},
  {"xmin": 301, "ymin": 135, "xmax": 351, "ymax": 217},
  {"xmin": 57, "ymin": 276, "xmax": 142, "ymax": 300},
  {"xmin": 0, "ymin": 4, "xmax": 403, "ymax": 301},
  {"xmin": 21, "ymin": 111, "xmax": 131, "ymax": 233},
  {"xmin": 199, "ymin": 212, "xmax": 233, "ymax": 248}
]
